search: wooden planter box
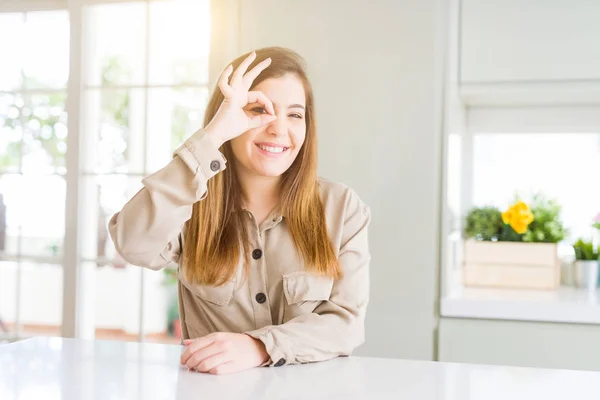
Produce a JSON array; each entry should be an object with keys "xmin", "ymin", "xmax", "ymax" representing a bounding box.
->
[{"xmin": 463, "ymin": 240, "xmax": 560, "ymax": 290}]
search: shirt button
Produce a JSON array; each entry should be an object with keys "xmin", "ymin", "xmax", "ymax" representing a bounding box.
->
[
  {"xmin": 274, "ymin": 358, "xmax": 286, "ymax": 367},
  {"xmin": 255, "ymin": 293, "xmax": 267, "ymax": 304},
  {"xmin": 210, "ymin": 160, "xmax": 220, "ymax": 172},
  {"xmin": 252, "ymin": 249, "xmax": 262, "ymax": 260}
]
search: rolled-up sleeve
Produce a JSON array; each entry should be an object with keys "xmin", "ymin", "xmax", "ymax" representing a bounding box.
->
[
  {"xmin": 108, "ymin": 129, "xmax": 226, "ymax": 269},
  {"xmin": 245, "ymin": 190, "xmax": 371, "ymax": 366}
]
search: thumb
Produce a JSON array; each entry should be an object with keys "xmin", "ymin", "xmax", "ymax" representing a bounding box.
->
[{"xmin": 249, "ymin": 114, "xmax": 277, "ymax": 129}]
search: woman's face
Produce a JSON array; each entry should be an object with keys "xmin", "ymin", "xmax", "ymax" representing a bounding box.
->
[{"xmin": 230, "ymin": 74, "xmax": 307, "ymax": 179}]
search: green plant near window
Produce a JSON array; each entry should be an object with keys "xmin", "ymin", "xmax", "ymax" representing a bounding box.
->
[
  {"xmin": 162, "ymin": 267, "xmax": 178, "ymax": 286},
  {"xmin": 464, "ymin": 204, "xmax": 531, "ymax": 242},
  {"xmin": 0, "ymin": 75, "xmax": 67, "ymax": 169},
  {"xmin": 463, "ymin": 192, "xmax": 567, "ymax": 244},
  {"xmin": 162, "ymin": 266, "xmax": 180, "ymax": 337},
  {"xmin": 573, "ymin": 238, "xmax": 599, "ymax": 261},
  {"xmin": 522, "ymin": 193, "xmax": 567, "ymax": 243},
  {"xmin": 0, "ymin": 57, "xmax": 133, "ymax": 170},
  {"xmin": 464, "ymin": 206, "xmax": 504, "ymax": 241}
]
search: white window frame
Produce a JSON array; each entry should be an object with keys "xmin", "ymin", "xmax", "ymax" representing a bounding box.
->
[
  {"xmin": 0, "ymin": 0, "xmax": 216, "ymax": 341},
  {"xmin": 439, "ymin": 103, "xmax": 600, "ymax": 298},
  {"xmin": 461, "ymin": 105, "xmax": 600, "ymax": 215}
]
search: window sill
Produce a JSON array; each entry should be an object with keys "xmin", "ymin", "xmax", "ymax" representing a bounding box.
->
[{"xmin": 441, "ymin": 284, "xmax": 600, "ymax": 325}]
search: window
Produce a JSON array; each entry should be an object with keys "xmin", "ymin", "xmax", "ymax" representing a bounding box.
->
[
  {"xmin": 472, "ymin": 133, "xmax": 600, "ymax": 246},
  {"xmin": 0, "ymin": 9, "xmax": 70, "ymax": 341},
  {"xmin": 0, "ymin": 0, "xmax": 210, "ymax": 343},
  {"xmin": 443, "ymin": 127, "xmax": 600, "ymax": 292}
]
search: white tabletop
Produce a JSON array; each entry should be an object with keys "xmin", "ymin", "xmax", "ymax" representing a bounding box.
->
[{"xmin": 1, "ymin": 337, "xmax": 599, "ymax": 400}]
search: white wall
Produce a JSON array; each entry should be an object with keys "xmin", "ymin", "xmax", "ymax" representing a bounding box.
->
[
  {"xmin": 460, "ymin": 0, "xmax": 600, "ymax": 83},
  {"xmin": 211, "ymin": 0, "xmax": 445, "ymax": 360},
  {"xmin": 458, "ymin": 0, "xmax": 600, "ymax": 106}
]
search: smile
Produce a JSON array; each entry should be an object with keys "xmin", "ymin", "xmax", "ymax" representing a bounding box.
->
[{"xmin": 255, "ymin": 143, "xmax": 290, "ymax": 154}]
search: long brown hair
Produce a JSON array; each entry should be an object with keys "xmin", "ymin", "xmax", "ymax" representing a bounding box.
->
[{"xmin": 182, "ymin": 47, "xmax": 340, "ymax": 286}]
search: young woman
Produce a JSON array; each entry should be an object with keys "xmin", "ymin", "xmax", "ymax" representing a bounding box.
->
[{"xmin": 109, "ymin": 47, "xmax": 371, "ymax": 375}]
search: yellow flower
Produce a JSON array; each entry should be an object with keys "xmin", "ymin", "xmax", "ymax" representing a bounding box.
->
[
  {"xmin": 501, "ymin": 209, "xmax": 513, "ymax": 225},
  {"xmin": 502, "ymin": 200, "xmax": 534, "ymax": 234}
]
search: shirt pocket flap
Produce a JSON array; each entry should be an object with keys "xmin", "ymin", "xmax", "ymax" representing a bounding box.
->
[
  {"xmin": 283, "ymin": 271, "xmax": 333, "ymax": 305},
  {"xmin": 178, "ymin": 268, "xmax": 236, "ymax": 306}
]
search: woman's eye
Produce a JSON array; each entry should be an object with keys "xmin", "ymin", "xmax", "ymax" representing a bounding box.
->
[
  {"xmin": 251, "ymin": 107, "xmax": 267, "ymax": 114},
  {"xmin": 289, "ymin": 113, "xmax": 303, "ymax": 119}
]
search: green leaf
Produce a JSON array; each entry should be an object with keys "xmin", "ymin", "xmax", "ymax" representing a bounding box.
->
[
  {"xmin": 464, "ymin": 206, "xmax": 503, "ymax": 241},
  {"xmin": 521, "ymin": 192, "xmax": 567, "ymax": 243},
  {"xmin": 573, "ymin": 238, "xmax": 600, "ymax": 261}
]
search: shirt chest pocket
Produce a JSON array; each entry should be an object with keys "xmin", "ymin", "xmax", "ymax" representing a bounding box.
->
[
  {"xmin": 178, "ymin": 268, "xmax": 236, "ymax": 306},
  {"xmin": 194, "ymin": 280, "xmax": 236, "ymax": 306},
  {"xmin": 282, "ymin": 271, "xmax": 333, "ymax": 322}
]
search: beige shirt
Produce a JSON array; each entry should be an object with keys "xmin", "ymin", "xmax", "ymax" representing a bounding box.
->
[{"xmin": 109, "ymin": 129, "xmax": 371, "ymax": 367}]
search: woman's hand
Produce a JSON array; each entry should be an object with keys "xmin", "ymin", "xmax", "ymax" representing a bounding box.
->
[
  {"xmin": 205, "ymin": 51, "xmax": 277, "ymax": 147},
  {"xmin": 180, "ymin": 332, "xmax": 270, "ymax": 375}
]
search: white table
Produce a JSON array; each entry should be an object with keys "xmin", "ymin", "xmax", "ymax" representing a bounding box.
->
[{"xmin": 1, "ymin": 337, "xmax": 599, "ymax": 399}]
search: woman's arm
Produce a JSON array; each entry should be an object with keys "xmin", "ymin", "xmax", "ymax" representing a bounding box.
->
[
  {"xmin": 109, "ymin": 51, "xmax": 275, "ymax": 270},
  {"xmin": 245, "ymin": 189, "xmax": 371, "ymax": 366},
  {"xmin": 108, "ymin": 130, "xmax": 226, "ymax": 269},
  {"xmin": 109, "ymin": 52, "xmax": 276, "ymax": 269}
]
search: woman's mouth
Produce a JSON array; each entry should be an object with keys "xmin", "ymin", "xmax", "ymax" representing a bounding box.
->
[{"xmin": 255, "ymin": 143, "xmax": 290, "ymax": 155}]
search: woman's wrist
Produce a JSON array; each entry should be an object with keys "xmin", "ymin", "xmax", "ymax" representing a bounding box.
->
[
  {"xmin": 204, "ymin": 123, "xmax": 226, "ymax": 148},
  {"xmin": 246, "ymin": 335, "xmax": 270, "ymax": 364}
]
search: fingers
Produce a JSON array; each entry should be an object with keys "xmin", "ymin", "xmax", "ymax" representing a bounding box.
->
[
  {"xmin": 247, "ymin": 91, "xmax": 277, "ymax": 129},
  {"xmin": 193, "ymin": 352, "xmax": 229, "ymax": 373},
  {"xmin": 209, "ymin": 361, "xmax": 235, "ymax": 375},
  {"xmin": 230, "ymin": 51, "xmax": 257, "ymax": 86},
  {"xmin": 180, "ymin": 335, "xmax": 215, "ymax": 365},
  {"xmin": 242, "ymin": 57, "xmax": 272, "ymax": 89},
  {"xmin": 184, "ymin": 341, "xmax": 224, "ymax": 370},
  {"xmin": 247, "ymin": 91, "xmax": 275, "ymax": 115},
  {"xmin": 217, "ymin": 65, "xmax": 233, "ymax": 98},
  {"xmin": 249, "ymin": 114, "xmax": 277, "ymax": 129}
]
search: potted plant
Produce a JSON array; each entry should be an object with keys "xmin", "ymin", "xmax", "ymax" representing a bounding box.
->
[
  {"xmin": 463, "ymin": 193, "xmax": 567, "ymax": 290},
  {"xmin": 572, "ymin": 238, "xmax": 599, "ymax": 292}
]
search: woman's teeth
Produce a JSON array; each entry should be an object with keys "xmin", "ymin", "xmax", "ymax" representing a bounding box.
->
[{"xmin": 257, "ymin": 144, "xmax": 287, "ymax": 153}]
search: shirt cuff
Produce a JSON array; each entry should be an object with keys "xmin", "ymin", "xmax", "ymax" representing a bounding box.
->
[
  {"xmin": 245, "ymin": 327, "xmax": 293, "ymax": 367},
  {"xmin": 174, "ymin": 128, "xmax": 227, "ymax": 179}
]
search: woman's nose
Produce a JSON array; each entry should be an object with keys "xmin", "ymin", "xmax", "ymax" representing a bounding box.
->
[{"xmin": 267, "ymin": 115, "xmax": 286, "ymax": 136}]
